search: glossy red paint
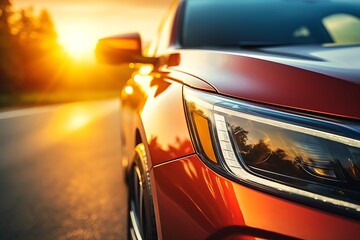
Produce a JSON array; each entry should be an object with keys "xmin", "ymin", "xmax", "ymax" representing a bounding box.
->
[
  {"xmin": 170, "ymin": 49, "xmax": 360, "ymax": 120},
  {"xmin": 121, "ymin": 71, "xmax": 208, "ymax": 169},
  {"xmin": 163, "ymin": 68, "xmax": 216, "ymax": 92},
  {"xmin": 140, "ymin": 79, "xmax": 194, "ymax": 167},
  {"xmin": 97, "ymin": 0, "xmax": 360, "ymax": 238},
  {"xmin": 151, "ymin": 155, "xmax": 360, "ymax": 240}
]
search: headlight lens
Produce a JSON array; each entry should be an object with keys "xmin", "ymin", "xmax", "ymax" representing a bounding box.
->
[{"xmin": 184, "ymin": 86, "xmax": 360, "ymax": 218}]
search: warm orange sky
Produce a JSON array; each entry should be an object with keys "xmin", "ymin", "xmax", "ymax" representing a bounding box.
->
[{"xmin": 14, "ymin": 0, "xmax": 172, "ymax": 59}]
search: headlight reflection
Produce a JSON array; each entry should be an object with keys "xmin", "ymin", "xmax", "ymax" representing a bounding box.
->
[{"xmin": 184, "ymin": 86, "xmax": 360, "ymax": 218}]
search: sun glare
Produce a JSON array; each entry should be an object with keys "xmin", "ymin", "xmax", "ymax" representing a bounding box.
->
[{"xmin": 59, "ymin": 29, "xmax": 97, "ymax": 60}]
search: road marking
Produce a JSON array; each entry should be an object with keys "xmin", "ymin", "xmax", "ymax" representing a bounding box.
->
[
  {"xmin": 0, "ymin": 99, "xmax": 119, "ymax": 120},
  {"xmin": 0, "ymin": 106, "xmax": 55, "ymax": 120}
]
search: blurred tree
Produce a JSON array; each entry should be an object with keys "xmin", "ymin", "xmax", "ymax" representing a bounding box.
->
[
  {"xmin": 30, "ymin": 9, "xmax": 67, "ymax": 91},
  {"xmin": 0, "ymin": 0, "xmax": 11, "ymax": 34},
  {"xmin": 14, "ymin": 8, "xmax": 57, "ymax": 49},
  {"xmin": 12, "ymin": 6, "xmax": 67, "ymax": 91},
  {"xmin": 0, "ymin": 0, "xmax": 22, "ymax": 94},
  {"xmin": 14, "ymin": 7, "xmax": 36, "ymax": 44},
  {"xmin": 37, "ymin": 9, "xmax": 57, "ymax": 49}
]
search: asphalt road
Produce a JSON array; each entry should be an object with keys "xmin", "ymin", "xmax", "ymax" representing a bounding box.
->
[{"xmin": 0, "ymin": 99, "xmax": 128, "ymax": 240}]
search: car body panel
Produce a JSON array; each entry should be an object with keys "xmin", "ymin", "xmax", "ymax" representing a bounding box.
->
[
  {"xmin": 121, "ymin": 70, "xmax": 211, "ymax": 169},
  {"xmin": 151, "ymin": 154, "xmax": 360, "ymax": 240},
  {"xmin": 139, "ymin": 78, "xmax": 193, "ymax": 168},
  {"xmin": 120, "ymin": 33, "xmax": 360, "ymax": 240},
  {"xmin": 109, "ymin": 0, "xmax": 360, "ymax": 238},
  {"xmin": 164, "ymin": 68, "xmax": 217, "ymax": 92},
  {"xmin": 169, "ymin": 47, "xmax": 360, "ymax": 120}
]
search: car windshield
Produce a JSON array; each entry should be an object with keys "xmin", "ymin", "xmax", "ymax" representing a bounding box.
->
[{"xmin": 181, "ymin": 0, "xmax": 360, "ymax": 48}]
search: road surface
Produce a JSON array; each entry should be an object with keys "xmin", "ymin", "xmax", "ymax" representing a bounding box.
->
[{"xmin": 0, "ymin": 99, "xmax": 127, "ymax": 240}]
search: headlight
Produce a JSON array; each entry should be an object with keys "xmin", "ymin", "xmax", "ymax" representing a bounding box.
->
[{"xmin": 183, "ymin": 86, "xmax": 360, "ymax": 218}]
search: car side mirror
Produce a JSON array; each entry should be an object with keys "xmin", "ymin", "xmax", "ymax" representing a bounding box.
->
[{"xmin": 95, "ymin": 32, "xmax": 157, "ymax": 65}]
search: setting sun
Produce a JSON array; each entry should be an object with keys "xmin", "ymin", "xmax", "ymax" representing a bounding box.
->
[
  {"xmin": 14, "ymin": 0, "xmax": 171, "ymax": 61},
  {"xmin": 58, "ymin": 28, "xmax": 97, "ymax": 59}
]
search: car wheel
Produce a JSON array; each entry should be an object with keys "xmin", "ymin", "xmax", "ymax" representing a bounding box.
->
[{"xmin": 128, "ymin": 143, "xmax": 158, "ymax": 240}]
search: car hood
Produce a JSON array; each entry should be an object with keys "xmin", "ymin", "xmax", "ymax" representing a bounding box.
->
[{"xmin": 171, "ymin": 45, "xmax": 360, "ymax": 120}]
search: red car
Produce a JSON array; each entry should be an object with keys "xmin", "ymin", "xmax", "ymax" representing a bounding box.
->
[{"xmin": 96, "ymin": 0, "xmax": 360, "ymax": 239}]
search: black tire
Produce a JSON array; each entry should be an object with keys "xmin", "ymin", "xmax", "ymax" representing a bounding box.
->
[{"xmin": 128, "ymin": 144, "xmax": 158, "ymax": 240}]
